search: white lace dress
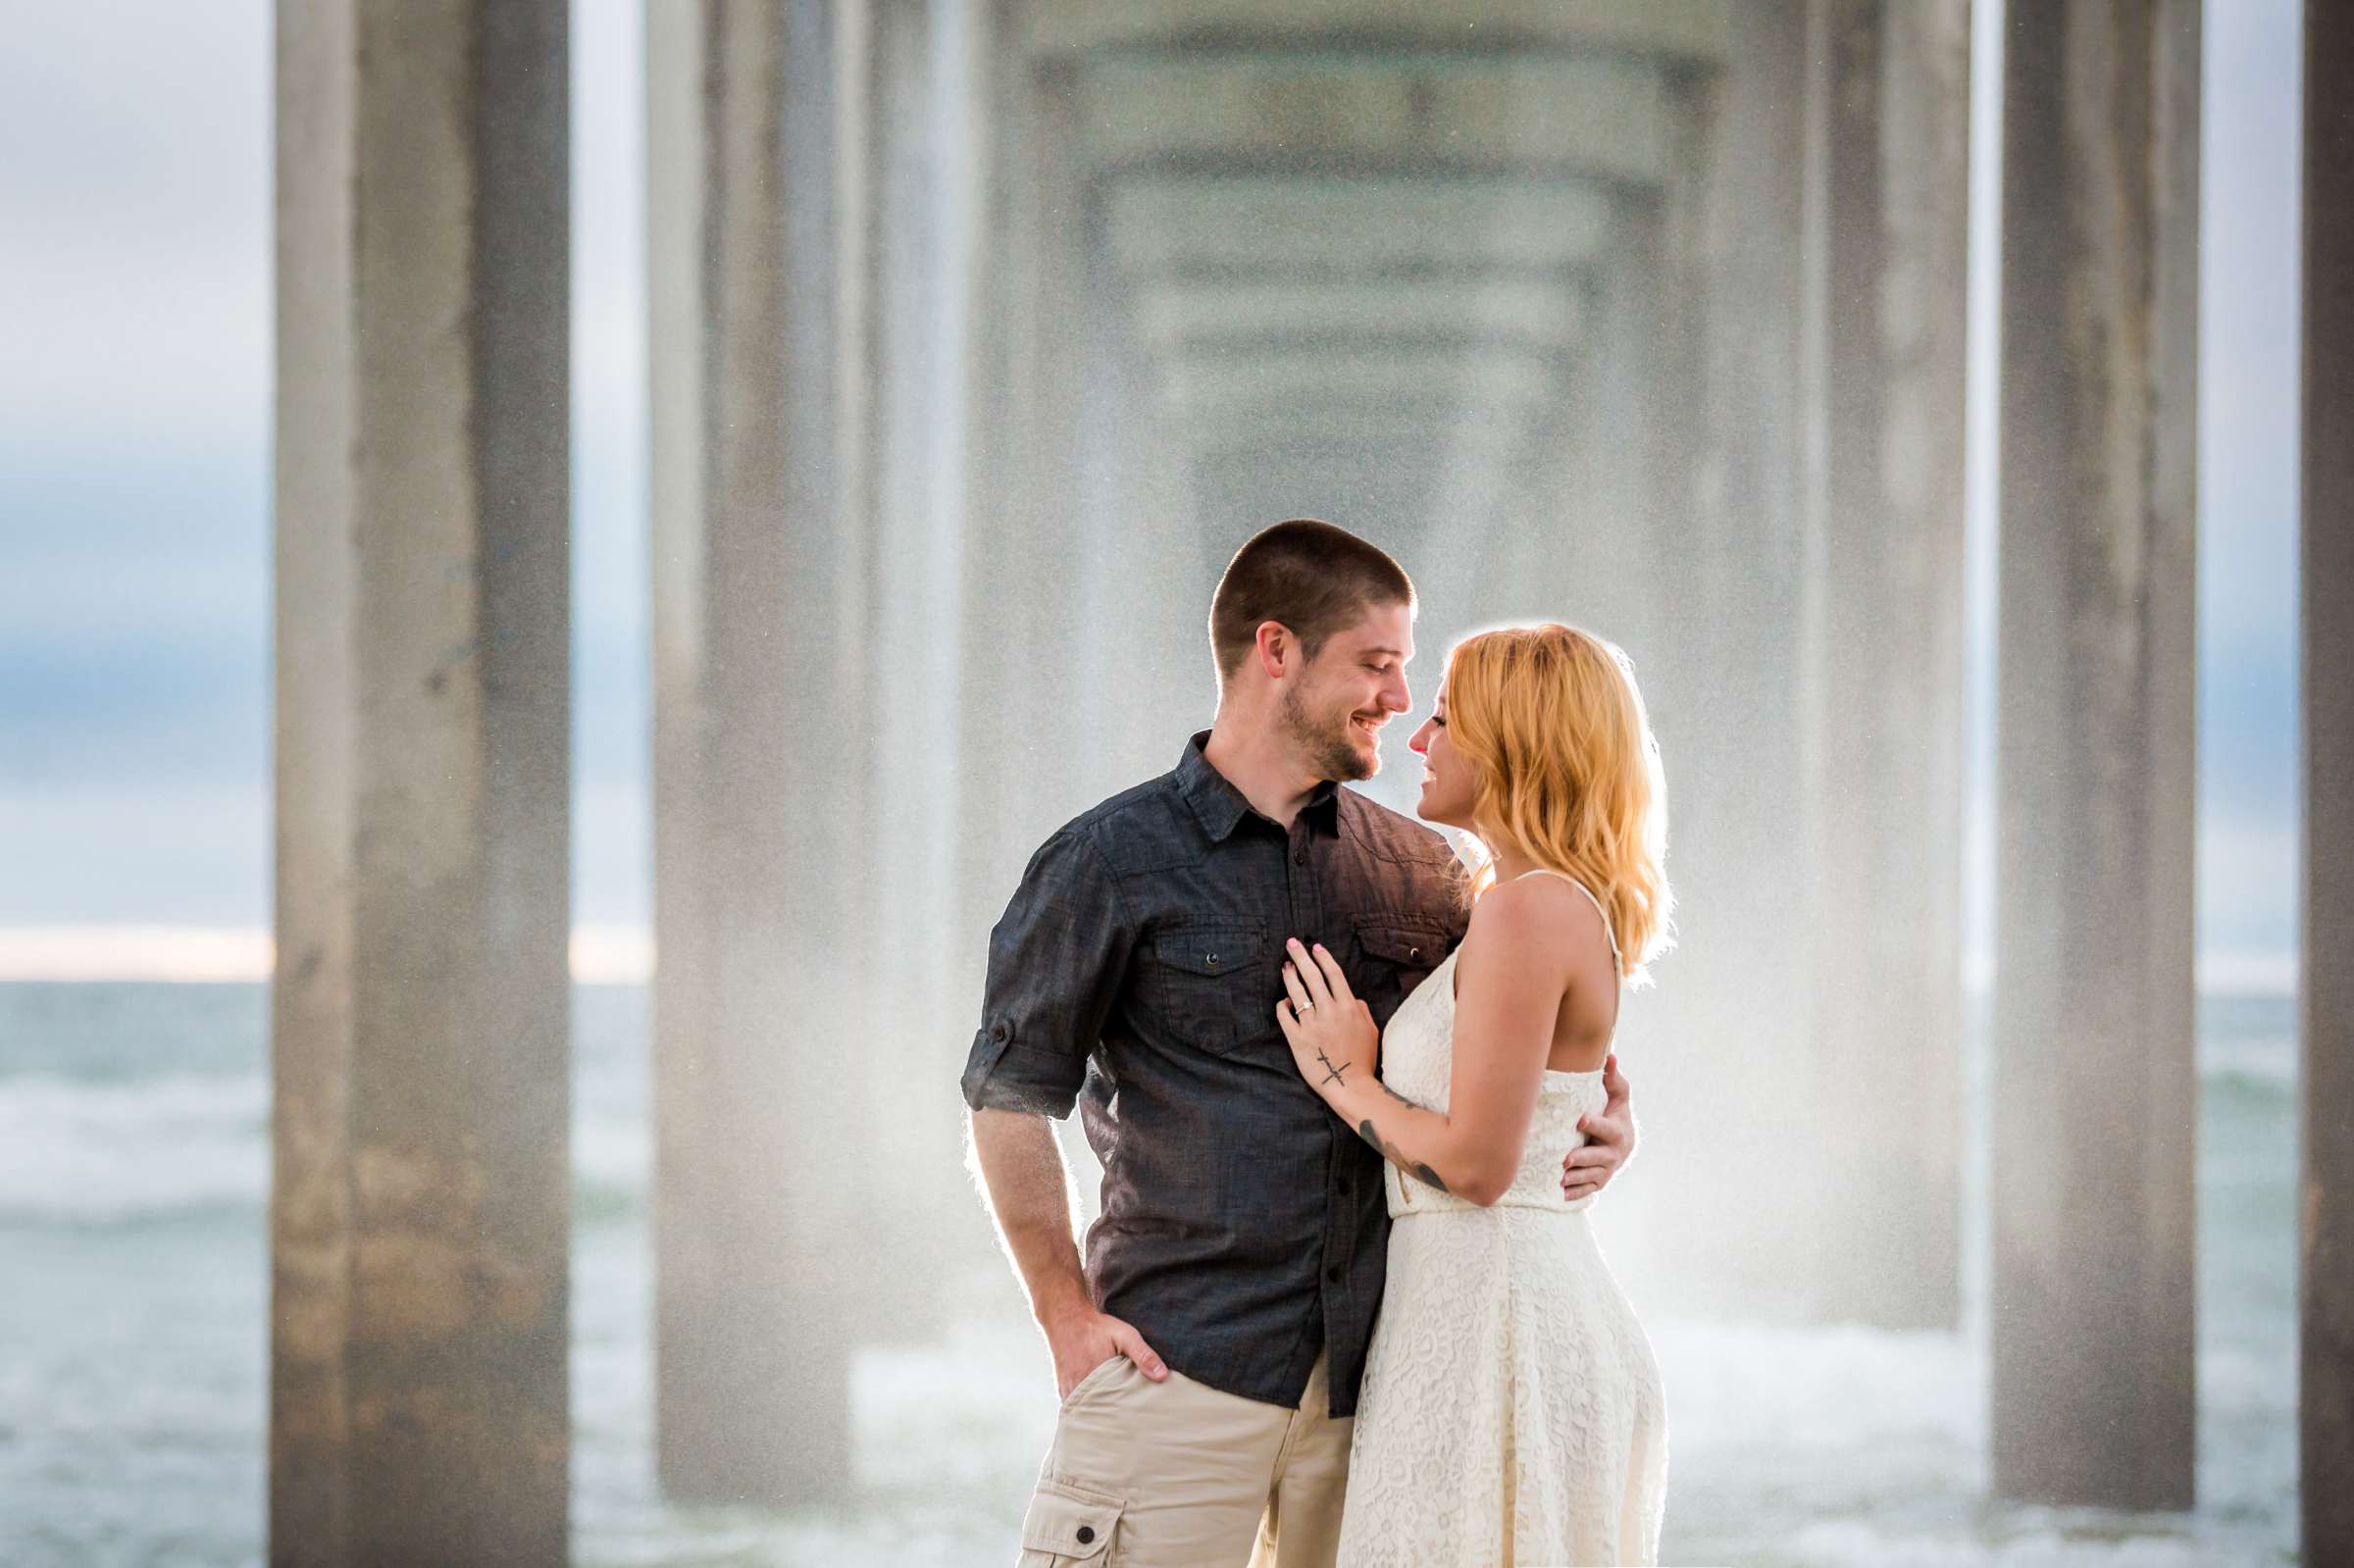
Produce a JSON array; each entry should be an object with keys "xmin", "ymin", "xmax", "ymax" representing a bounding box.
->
[{"xmin": 1335, "ymin": 873, "xmax": 1666, "ymax": 1567}]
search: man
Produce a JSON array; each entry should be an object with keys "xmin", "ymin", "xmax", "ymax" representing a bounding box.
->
[{"xmin": 962, "ymin": 519, "xmax": 1637, "ymax": 1567}]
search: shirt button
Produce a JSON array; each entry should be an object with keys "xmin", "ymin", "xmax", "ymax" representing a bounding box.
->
[
  {"xmin": 1294, "ymin": 846, "xmax": 1307, "ymax": 866},
  {"xmin": 990, "ymin": 1021, "xmax": 1009, "ymax": 1042},
  {"xmin": 1076, "ymin": 1526, "xmax": 1097, "ymax": 1544},
  {"xmin": 1204, "ymin": 953, "xmax": 1218, "ymax": 969}
]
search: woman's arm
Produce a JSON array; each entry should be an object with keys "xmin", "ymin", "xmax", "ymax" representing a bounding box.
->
[{"xmin": 1277, "ymin": 882, "xmax": 1576, "ymax": 1206}]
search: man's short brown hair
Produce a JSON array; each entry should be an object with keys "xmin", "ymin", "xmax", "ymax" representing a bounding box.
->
[{"xmin": 1208, "ymin": 519, "xmax": 1416, "ymax": 683}]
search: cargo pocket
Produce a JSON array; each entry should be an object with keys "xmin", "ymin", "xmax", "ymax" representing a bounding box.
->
[{"xmin": 1016, "ymin": 1474, "xmax": 1125, "ymax": 1565}]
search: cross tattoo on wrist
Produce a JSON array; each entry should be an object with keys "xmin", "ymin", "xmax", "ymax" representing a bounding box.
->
[{"xmin": 1315, "ymin": 1048, "xmax": 1349, "ymax": 1087}]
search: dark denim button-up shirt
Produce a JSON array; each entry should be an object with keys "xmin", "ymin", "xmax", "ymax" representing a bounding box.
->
[{"xmin": 960, "ymin": 731, "xmax": 1469, "ymax": 1417}]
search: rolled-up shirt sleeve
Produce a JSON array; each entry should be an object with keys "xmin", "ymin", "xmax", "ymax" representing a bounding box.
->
[{"xmin": 959, "ymin": 827, "xmax": 1133, "ymax": 1119}]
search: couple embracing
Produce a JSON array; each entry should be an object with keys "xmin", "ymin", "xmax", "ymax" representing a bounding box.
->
[{"xmin": 962, "ymin": 519, "xmax": 1672, "ymax": 1567}]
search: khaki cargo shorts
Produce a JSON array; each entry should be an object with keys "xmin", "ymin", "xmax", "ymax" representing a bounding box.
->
[{"xmin": 1015, "ymin": 1349, "xmax": 1353, "ymax": 1568}]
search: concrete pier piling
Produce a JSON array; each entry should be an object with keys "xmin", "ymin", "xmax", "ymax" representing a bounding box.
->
[
  {"xmin": 1991, "ymin": 0, "xmax": 2201, "ymax": 1510},
  {"xmin": 2302, "ymin": 0, "xmax": 2354, "ymax": 1554},
  {"xmin": 647, "ymin": 0, "xmax": 872, "ymax": 1504},
  {"xmin": 271, "ymin": 1, "xmax": 572, "ymax": 1561},
  {"xmin": 1797, "ymin": 0, "xmax": 1971, "ymax": 1331}
]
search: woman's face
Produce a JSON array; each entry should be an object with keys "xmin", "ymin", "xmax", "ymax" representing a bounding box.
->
[{"xmin": 1408, "ymin": 686, "xmax": 1475, "ymax": 829}]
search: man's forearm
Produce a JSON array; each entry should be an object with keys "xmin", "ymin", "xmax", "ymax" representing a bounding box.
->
[{"xmin": 965, "ymin": 1106, "xmax": 1092, "ymax": 1326}]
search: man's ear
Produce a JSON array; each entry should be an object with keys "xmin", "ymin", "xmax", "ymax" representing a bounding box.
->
[{"xmin": 1254, "ymin": 621, "xmax": 1295, "ymax": 683}]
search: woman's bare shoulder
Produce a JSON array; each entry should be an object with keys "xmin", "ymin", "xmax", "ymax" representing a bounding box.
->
[{"xmin": 1466, "ymin": 874, "xmax": 1596, "ymax": 960}]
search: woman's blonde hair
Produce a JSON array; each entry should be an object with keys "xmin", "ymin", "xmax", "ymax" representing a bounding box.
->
[{"xmin": 1443, "ymin": 623, "xmax": 1673, "ymax": 987}]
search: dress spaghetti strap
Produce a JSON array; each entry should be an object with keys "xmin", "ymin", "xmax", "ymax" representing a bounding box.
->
[{"xmin": 1513, "ymin": 867, "xmax": 1623, "ymax": 973}]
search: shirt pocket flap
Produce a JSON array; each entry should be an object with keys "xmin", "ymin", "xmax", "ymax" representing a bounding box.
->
[
  {"xmin": 1149, "ymin": 923, "xmax": 1262, "ymax": 978},
  {"xmin": 1018, "ymin": 1475, "xmax": 1125, "ymax": 1559},
  {"xmin": 1355, "ymin": 922, "xmax": 1441, "ymax": 967}
]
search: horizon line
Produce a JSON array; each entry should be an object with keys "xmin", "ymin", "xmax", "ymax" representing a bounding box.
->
[
  {"xmin": 0, "ymin": 924, "xmax": 2303, "ymax": 998},
  {"xmin": 0, "ymin": 924, "xmax": 653, "ymax": 985}
]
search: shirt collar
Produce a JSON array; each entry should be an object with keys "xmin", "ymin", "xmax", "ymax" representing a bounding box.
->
[{"xmin": 1177, "ymin": 730, "xmax": 1343, "ymax": 843}]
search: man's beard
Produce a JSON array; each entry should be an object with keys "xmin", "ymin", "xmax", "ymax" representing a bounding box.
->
[{"xmin": 1283, "ymin": 683, "xmax": 1378, "ymax": 783}]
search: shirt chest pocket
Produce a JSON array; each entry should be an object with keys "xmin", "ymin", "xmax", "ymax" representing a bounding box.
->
[
  {"xmin": 1352, "ymin": 918, "xmax": 1446, "ymax": 1023},
  {"xmin": 1145, "ymin": 921, "xmax": 1272, "ymax": 1057}
]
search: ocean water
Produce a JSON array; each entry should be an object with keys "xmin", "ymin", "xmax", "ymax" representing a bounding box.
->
[{"xmin": 0, "ymin": 983, "xmax": 2298, "ymax": 1566}]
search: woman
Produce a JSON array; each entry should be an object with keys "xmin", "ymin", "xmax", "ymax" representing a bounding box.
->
[{"xmin": 1275, "ymin": 622, "xmax": 1672, "ymax": 1566}]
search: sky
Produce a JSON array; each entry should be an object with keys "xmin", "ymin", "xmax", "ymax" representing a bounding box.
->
[{"xmin": 0, "ymin": 0, "xmax": 2304, "ymax": 983}]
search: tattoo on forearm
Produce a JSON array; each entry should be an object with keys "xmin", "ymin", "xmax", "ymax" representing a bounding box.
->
[
  {"xmin": 1376, "ymin": 1081, "xmax": 1414, "ymax": 1108},
  {"xmin": 1314, "ymin": 1047, "xmax": 1349, "ymax": 1087},
  {"xmin": 1355, "ymin": 1118, "xmax": 1450, "ymax": 1194}
]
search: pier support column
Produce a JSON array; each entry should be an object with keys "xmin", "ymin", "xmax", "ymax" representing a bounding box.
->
[
  {"xmin": 862, "ymin": 0, "xmax": 997, "ymax": 1336},
  {"xmin": 2302, "ymin": 0, "xmax": 2354, "ymax": 1554},
  {"xmin": 648, "ymin": 0, "xmax": 871, "ymax": 1503},
  {"xmin": 272, "ymin": 2, "xmax": 571, "ymax": 1562},
  {"xmin": 1798, "ymin": 0, "xmax": 1970, "ymax": 1329},
  {"xmin": 948, "ymin": 0, "xmax": 1025, "ymax": 1031},
  {"xmin": 1991, "ymin": 0, "xmax": 2200, "ymax": 1508},
  {"xmin": 952, "ymin": 19, "xmax": 1101, "ymax": 1072},
  {"xmin": 1634, "ymin": 1, "xmax": 1814, "ymax": 1319}
]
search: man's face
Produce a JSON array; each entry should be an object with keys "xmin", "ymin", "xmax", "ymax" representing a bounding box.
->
[{"xmin": 1278, "ymin": 600, "xmax": 1415, "ymax": 783}]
